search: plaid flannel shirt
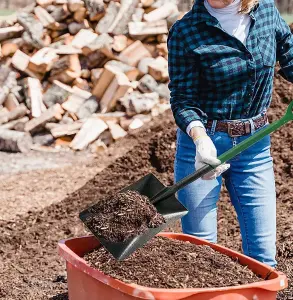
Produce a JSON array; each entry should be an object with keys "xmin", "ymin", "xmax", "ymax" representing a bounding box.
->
[{"xmin": 167, "ymin": 0, "xmax": 293, "ymax": 133}]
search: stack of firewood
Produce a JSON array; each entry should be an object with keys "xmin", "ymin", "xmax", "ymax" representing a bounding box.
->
[{"xmin": 0, "ymin": 0, "xmax": 183, "ymax": 153}]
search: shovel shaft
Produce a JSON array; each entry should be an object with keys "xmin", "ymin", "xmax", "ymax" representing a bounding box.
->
[{"xmin": 152, "ymin": 101, "xmax": 293, "ymax": 204}]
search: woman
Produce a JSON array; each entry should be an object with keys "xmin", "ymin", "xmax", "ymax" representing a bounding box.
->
[{"xmin": 167, "ymin": 0, "xmax": 293, "ymax": 267}]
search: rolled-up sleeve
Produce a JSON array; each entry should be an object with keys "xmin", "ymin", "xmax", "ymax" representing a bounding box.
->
[
  {"xmin": 275, "ymin": 7, "xmax": 293, "ymax": 82},
  {"xmin": 167, "ymin": 24, "xmax": 207, "ymax": 133}
]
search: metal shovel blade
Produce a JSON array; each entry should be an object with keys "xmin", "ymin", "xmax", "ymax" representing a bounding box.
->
[{"xmin": 79, "ymin": 173, "xmax": 188, "ymax": 261}]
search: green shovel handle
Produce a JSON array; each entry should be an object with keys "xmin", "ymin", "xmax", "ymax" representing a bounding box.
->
[{"xmin": 152, "ymin": 101, "xmax": 293, "ymax": 204}]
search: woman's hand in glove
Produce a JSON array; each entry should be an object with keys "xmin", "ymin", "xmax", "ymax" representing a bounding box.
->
[{"xmin": 190, "ymin": 127, "xmax": 230, "ymax": 180}]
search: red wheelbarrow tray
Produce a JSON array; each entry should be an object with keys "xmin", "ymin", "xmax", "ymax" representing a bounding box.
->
[{"xmin": 58, "ymin": 232, "xmax": 288, "ymax": 300}]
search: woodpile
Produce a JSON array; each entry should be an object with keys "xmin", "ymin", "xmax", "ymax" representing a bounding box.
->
[{"xmin": 0, "ymin": 0, "xmax": 184, "ymax": 153}]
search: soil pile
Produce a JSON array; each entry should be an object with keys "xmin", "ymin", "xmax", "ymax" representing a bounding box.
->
[
  {"xmin": 84, "ymin": 236, "xmax": 261, "ymax": 289},
  {"xmin": 0, "ymin": 70, "xmax": 293, "ymax": 299},
  {"xmin": 83, "ymin": 190, "xmax": 165, "ymax": 242}
]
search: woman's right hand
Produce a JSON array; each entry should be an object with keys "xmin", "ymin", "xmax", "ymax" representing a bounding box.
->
[{"xmin": 190, "ymin": 127, "xmax": 230, "ymax": 180}]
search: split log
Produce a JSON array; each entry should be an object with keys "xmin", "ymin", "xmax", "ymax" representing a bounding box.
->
[
  {"xmin": 156, "ymin": 83, "xmax": 170, "ymax": 99},
  {"xmin": 71, "ymin": 29, "xmax": 98, "ymax": 49},
  {"xmin": 138, "ymin": 57, "xmax": 156, "ymax": 74},
  {"xmin": 54, "ymin": 45, "xmax": 82, "ymax": 55},
  {"xmin": 128, "ymin": 20, "xmax": 168, "ymax": 40},
  {"xmin": 0, "ymin": 117, "xmax": 29, "ymax": 130},
  {"xmin": 0, "ymin": 25, "xmax": 24, "ymax": 42},
  {"xmin": 86, "ymin": 51, "xmax": 108, "ymax": 69},
  {"xmin": 0, "ymin": 104, "xmax": 28, "ymax": 125},
  {"xmin": 25, "ymin": 78, "xmax": 46, "ymax": 118},
  {"xmin": 112, "ymin": 35, "xmax": 128, "ymax": 53},
  {"xmin": 37, "ymin": 0, "xmax": 55, "ymax": 6},
  {"xmin": 82, "ymin": 33, "xmax": 114, "ymax": 58},
  {"xmin": 29, "ymin": 47, "xmax": 59, "ymax": 73},
  {"xmin": 24, "ymin": 103, "xmax": 64, "ymax": 134},
  {"xmin": 62, "ymin": 87, "xmax": 92, "ymax": 114},
  {"xmin": 17, "ymin": 13, "xmax": 45, "ymax": 49},
  {"xmin": 73, "ymin": 7, "xmax": 87, "ymax": 22},
  {"xmin": 132, "ymin": 8, "xmax": 144, "ymax": 22},
  {"xmin": 34, "ymin": 6, "xmax": 57, "ymax": 28},
  {"xmin": 43, "ymin": 80, "xmax": 72, "ymax": 107},
  {"xmin": 92, "ymin": 65, "xmax": 121, "ymax": 99},
  {"xmin": 51, "ymin": 4, "xmax": 70, "ymax": 22},
  {"xmin": 32, "ymin": 132, "xmax": 55, "ymax": 146},
  {"xmin": 70, "ymin": 117, "xmax": 108, "ymax": 150},
  {"xmin": 140, "ymin": 0, "xmax": 154, "ymax": 8},
  {"xmin": 148, "ymin": 56, "xmax": 169, "ymax": 82},
  {"xmin": 100, "ymin": 72, "xmax": 131, "ymax": 113},
  {"xmin": 4, "ymin": 93, "xmax": 19, "ymax": 111},
  {"xmin": 120, "ymin": 91, "xmax": 159, "ymax": 115},
  {"xmin": 0, "ymin": 67, "xmax": 17, "ymax": 106},
  {"xmin": 68, "ymin": 20, "xmax": 89, "ymax": 35},
  {"xmin": 50, "ymin": 121, "xmax": 83, "ymax": 138},
  {"xmin": 156, "ymin": 42, "xmax": 168, "ymax": 58},
  {"xmin": 12, "ymin": 50, "xmax": 42, "ymax": 79},
  {"xmin": 138, "ymin": 74, "xmax": 158, "ymax": 93},
  {"xmin": 50, "ymin": 54, "xmax": 81, "ymax": 84},
  {"xmin": 94, "ymin": 111, "xmax": 126, "ymax": 122},
  {"xmin": 143, "ymin": 3, "xmax": 178, "ymax": 22},
  {"xmin": 73, "ymin": 78, "xmax": 91, "ymax": 91},
  {"xmin": 0, "ymin": 129, "xmax": 33, "ymax": 153},
  {"xmin": 76, "ymin": 96, "xmax": 99, "ymax": 119},
  {"xmin": 91, "ymin": 68, "xmax": 104, "ymax": 85},
  {"xmin": 105, "ymin": 60, "xmax": 140, "ymax": 81},
  {"xmin": 107, "ymin": 121, "xmax": 127, "ymax": 140},
  {"xmin": 84, "ymin": 0, "xmax": 105, "ymax": 21},
  {"xmin": 118, "ymin": 40, "xmax": 152, "ymax": 67},
  {"xmin": 120, "ymin": 116, "xmax": 144, "ymax": 131},
  {"xmin": 151, "ymin": 102, "xmax": 170, "ymax": 117},
  {"xmin": 1, "ymin": 38, "xmax": 24, "ymax": 57},
  {"xmin": 108, "ymin": 0, "xmax": 139, "ymax": 35},
  {"xmin": 68, "ymin": 0, "xmax": 85, "ymax": 12},
  {"xmin": 95, "ymin": 1, "xmax": 119, "ymax": 34}
]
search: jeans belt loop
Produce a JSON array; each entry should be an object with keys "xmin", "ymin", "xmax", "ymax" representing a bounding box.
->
[
  {"xmin": 249, "ymin": 118, "xmax": 255, "ymax": 134},
  {"xmin": 210, "ymin": 120, "xmax": 217, "ymax": 135}
]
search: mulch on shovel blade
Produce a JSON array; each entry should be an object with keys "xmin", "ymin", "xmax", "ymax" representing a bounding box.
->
[
  {"xmin": 84, "ymin": 236, "xmax": 262, "ymax": 289},
  {"xmin": 83, "ymin": 190, "xmax": 165, "ymax": 242}
]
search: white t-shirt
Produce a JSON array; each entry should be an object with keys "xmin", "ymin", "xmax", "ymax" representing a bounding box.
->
[{"xmin": 204, "ymin": 0, "xmax": 252, "ymax": 45}]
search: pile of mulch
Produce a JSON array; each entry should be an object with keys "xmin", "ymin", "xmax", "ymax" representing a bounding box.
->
[
  {"xmin": 83, "ymin": 190, "xmax": 165, "ymax": 242},
  {"xmin": 0, "ymin": 67, "xmax": 293, "ymax": 299},
  {"xmin": 84, "ymin": 236, "xmax": 261, "ymax": 289}
]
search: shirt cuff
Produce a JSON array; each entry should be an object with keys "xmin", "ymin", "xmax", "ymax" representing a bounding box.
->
[{"xmin": 186, "ymin": 121, "xmax": 206, "ymax": 136}]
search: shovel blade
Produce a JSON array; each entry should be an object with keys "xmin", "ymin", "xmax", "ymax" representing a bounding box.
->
[{"xmin": 79, "ymin": 173, "xmax": 188, "ymax": 260}]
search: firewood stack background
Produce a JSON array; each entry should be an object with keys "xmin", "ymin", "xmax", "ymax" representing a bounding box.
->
[{"xmin": 0, "ymin": 0, "xmax": 183, "ymax": 153}]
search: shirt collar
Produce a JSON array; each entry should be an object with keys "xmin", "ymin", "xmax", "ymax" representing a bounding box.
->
[{"xmin": 191, "ymin": 0, "xmax": 259, "ymax": 25}]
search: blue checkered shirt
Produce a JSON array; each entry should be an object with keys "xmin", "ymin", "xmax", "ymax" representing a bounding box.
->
[{"xmin": 167, "ymin": 0, "xmax": 293, "ymax": 132}]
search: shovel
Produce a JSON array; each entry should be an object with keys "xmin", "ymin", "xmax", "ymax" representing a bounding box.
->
[{"xmin": 80, "ymin": 101, "xmax": 293, "ymax": 260}]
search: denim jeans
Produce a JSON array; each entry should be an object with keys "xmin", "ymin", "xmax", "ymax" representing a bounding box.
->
[{"xmin": 174, "ymin": 120, "xmax": 277, "ymax": 267}]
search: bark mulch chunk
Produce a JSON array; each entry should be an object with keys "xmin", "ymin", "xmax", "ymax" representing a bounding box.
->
[
  {"xmin": 84, "ymin": 236, "xmax": 262, "ymax": 289},
  {"xmin": 83, "ymin": 190, "xmax": 165, "ymax": 242}
]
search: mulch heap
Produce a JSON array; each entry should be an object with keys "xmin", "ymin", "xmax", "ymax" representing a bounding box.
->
[
  {"xmin": 84, "ymin": 236, "xmax": 262, "ymax": 289},
  {"xmin": 1, "ymin": 54, "xmax": 293, "ymax": 300},
  {"xmin": 83, "ymin": 190, "xmax": 165, "ymax": 242}
]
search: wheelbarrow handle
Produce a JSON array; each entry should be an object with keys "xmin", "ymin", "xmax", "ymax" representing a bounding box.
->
[{"xmin": 152, "ymin": 101, "xmax": 293, "ymax": 204}]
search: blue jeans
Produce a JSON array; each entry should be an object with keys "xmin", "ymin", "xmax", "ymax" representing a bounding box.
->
[{"xmin": 174, "ymin": 121, "xmax": 277, "ymax": 267}]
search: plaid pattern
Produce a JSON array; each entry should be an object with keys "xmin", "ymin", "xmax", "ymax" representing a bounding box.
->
[{"xmin": 168, "ymin": 0, "xmax": 293, "ymax": 132}]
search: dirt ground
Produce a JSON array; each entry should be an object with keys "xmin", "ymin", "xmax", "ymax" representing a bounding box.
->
[{"xmin": 0, "ymin": 73, "xmax": 293, "ymax": 299}]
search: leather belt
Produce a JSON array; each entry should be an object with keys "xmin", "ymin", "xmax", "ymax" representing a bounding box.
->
[{"xmin": 206, "ymin": 113, "xmax": 268, "ymax": 137}]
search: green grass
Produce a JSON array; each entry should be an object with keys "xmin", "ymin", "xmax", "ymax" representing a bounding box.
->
[{"xmin": 0, "ymin": 9, "xmax": 15, "ymax": 17}]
